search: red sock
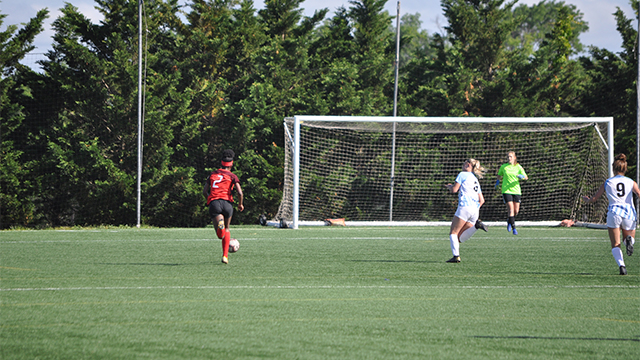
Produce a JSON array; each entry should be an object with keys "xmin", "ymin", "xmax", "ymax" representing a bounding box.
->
[{"xmin": 222, "ymin": 230, "xmax": 230, "ymax": 257}]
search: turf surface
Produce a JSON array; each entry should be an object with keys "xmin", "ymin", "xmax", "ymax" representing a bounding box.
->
[{"xmin": 1, "ymin": 226, "xmax": 638, "ymax": 359}]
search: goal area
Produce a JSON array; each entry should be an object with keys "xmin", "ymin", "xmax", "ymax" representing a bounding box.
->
[{"xmin": 274, "ymin": 116, "xmax": 614, "ymax": 229}]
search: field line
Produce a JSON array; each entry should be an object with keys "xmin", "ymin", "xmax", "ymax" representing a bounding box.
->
[
  {"xmin": 2, "ymin": 284, "xmax": 638, "ymax": 292},
  {"xmin": 0, "ymin": 236, "xmax": 605, "ymax": 244}
]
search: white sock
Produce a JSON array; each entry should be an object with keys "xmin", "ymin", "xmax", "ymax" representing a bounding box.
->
[
  {"xmin": 612, "ymin": 247, "xmax": 625, "ymax": 267},
  {"xmin": 450, "ymin": 234, "xmax": 460, "ymax": 257},
  {"xmin": 459, "ymin": 227, "xmax": 477, "ymax": 243}
]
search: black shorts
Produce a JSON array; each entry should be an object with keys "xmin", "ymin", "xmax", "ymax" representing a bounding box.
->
[
  {"xmin": 208, "ymin": 199, "xmax": 234, "ymax": 219},
  {"xmin": 502, "ymin": 194, "xmax": 522, "ymax": 203}
]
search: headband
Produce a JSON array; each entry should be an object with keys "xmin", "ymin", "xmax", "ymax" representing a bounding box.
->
[{"xmin": 221, "ymin": 160, "xmax": 233, "ymax": 167}]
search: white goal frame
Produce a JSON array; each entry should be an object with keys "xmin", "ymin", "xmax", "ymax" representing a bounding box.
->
[{"xmin": 281, "ymin": 116, "xmax": 614, "ymax": 229}]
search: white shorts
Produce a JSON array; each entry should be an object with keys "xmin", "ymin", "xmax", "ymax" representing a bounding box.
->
[
  {"xmin": 455, "ymin": 206, "xmax": 479, "ymax": 224},
  {"xmin": 606, "ymin": 213, "xmax": 636, "ymax": 230}
]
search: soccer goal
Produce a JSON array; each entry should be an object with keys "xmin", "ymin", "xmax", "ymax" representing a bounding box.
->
[{"xmin": 274, "ymin": 116, "xmax": 614, "ymax": 229}]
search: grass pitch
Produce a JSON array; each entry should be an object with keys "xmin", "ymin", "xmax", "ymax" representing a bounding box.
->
[{"xmin": 1, "ymin": 226, "xmax": 638, "ymax": 359}]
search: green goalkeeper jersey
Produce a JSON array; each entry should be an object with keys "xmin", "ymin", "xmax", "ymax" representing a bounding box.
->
[{"xmin": 498, "ymin": 163, "xmax": 527, "ymax": 195}]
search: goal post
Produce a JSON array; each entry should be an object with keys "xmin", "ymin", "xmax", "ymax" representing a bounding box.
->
[{"xmin": 275, "ymin": 116, "xmax": 614, "ymax": 229}]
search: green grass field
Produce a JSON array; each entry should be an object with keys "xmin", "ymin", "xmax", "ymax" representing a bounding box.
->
[{"xmin": 1, "ymin": 226, "xmax": 638, "ymax": 359}]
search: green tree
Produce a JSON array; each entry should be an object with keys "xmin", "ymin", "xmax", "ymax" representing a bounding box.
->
[
  {"xmin": 396, "ymin": 13, "xmax": 434, "ymax": 68},
  {"xmin": 443, "ymin": 0, "xmax": 518, "ymax": 80},
  {"xmin": 481, "ymin": 5, "xmax": 588, "ymax": 117},
  {"xmin": 349, "ymin": 0, "xmax": 395, "ymax": 115},
  {"xmin": 307, "ymin": 7, "xmax": 361, "ymax": 115},
  {"xmin": 580, "ymin": 0, "xmax": 639, "ymax": 173},
  {"xmin": 219, "ymin": 0, "xmax": 327, "ymax": 223},
  {"xmin": 506, "ymin": 0, "xmax": 588, "ymax": 55},
  {"xmin": 6, "ymin": 0, "xmax": 630, "ymax": 228},
  {"xmin": 307, "ymin": 0, "xmax": 397, "ymax": 116},
  {"xmin": 402, "ymin": 0, "xmax": 519, "ymax": 116},
  {"xmin": 402, "ymin": 0, "xmax": 589, "ymax": 118},
  {"xmin": 149, "ymin": 0, "xmax": 251, "ymax": 227},
  {"xmin": 30, "ymin": 0, "xmax": 189, "ymax": 226},
  {"xmin": 0, "ymin": 8, "xmax": 48, "ymax": 228}
]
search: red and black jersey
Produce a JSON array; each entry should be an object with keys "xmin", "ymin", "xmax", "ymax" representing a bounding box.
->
[{"xmin": 205, "ymin": 169, "xmax": 240, "ymax": 205}]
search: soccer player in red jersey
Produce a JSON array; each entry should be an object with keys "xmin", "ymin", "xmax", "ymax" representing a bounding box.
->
[{"xmin": 203, "ymin": 149, "xmax": 244, "ymax": 264}]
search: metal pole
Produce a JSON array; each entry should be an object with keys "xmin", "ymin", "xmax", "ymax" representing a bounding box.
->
[
  {"xmin": 393, "ymin": 1, "xmax": 401, "ymax": 115},
  {"xmin": 636, "ymin": 10, "xmax": 639, "ymax": 228},
  {"xmin": 390, "ymin": 1, "xmax": 400, "ymax": 221},
  {"xmin": 137, "ymin": 0, "xmax": 143, "ymax": 228},
  {"xmin": 293, "ymin": 117, "xmax": 301, "ymax": 229}
]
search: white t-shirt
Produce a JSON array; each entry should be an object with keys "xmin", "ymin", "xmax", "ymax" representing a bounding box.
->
[
  {"xmin": 605, "ymin": 175, "xmax": 636, "ymax": 221},
  {"xmin": 455, "ymin": 171, "xmax": 482, "ymax": 209}
]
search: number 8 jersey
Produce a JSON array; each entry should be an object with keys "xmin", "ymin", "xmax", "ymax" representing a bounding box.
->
[
  {"xmin": 605, "ymin": 175, "xmax": 636, "ymax": 221},
  {"xmin": 455, "ymin": 171, "xmax": 482, "ymax": 209}
]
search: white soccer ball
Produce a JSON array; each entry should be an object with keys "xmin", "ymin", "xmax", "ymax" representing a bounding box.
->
[{"xmin": 229, "ymin": 238, "xmax": 239, "ymax": 253}]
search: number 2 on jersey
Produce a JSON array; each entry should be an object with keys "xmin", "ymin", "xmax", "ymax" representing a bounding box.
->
[{"xmin": 212, "ymin": 175, "xmax": 224, "ymax": 189}]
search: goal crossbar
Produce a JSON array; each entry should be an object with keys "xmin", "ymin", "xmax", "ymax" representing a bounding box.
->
[{"xmin": 293, "ymin": 115, "xmax": 613, "ymax": 124}]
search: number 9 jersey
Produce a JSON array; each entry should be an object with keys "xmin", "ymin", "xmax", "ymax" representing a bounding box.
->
[{"xmin": 605, "ymin": 175, "xmax": 636, "ymax": 221}]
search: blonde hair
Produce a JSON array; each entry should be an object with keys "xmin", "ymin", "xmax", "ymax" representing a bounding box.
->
[
  {"xmin": 613, "ymin": 154, "xmax": 627, "ymax": 174},
  {"xmin": 468, "ymin": 159, "xmax": 486, "ymax": 179}
]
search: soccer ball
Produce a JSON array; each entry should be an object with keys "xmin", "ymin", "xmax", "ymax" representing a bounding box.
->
[{"xmin": 229, "ymin": 238, "xmax": 239, "ymax": 253}]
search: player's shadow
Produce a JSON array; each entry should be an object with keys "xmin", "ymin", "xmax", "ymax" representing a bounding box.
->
[
  {"xmin": 97, "ymin": 262, "xmax": 210, "ymax": 266},
  {"xmin": 511, "ymin": 271, "xmax": 596, "ymax": 276},
  {"xmin": 472, "ymin": 335, "xmax": 639, "ymax": 342},
  {"xmin": 349, "ymin": 259, "xmax": 439, "ymax": 264}
]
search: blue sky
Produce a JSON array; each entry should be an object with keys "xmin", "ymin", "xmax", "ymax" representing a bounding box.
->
[{"xmin": 2, "ymin": 0, "xmax": 636, "ymax": 66}]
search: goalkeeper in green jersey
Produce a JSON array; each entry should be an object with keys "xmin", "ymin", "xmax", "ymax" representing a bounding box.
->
[{"xmin": 496, "ymin": 151, "xmax": 528, "ymax": 235}]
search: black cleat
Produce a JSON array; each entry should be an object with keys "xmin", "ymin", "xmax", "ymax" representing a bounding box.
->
[
  {"xmin": 446, "ymin": 256, "xmax": 461, "ymax": 263},
  {"xmin": 475, "ymin": 220, "xmax": 488, "ymax": 232},
  {"xmin": 624, "ymin": 236, "xmax": 634, "ymax": 256},
  {"xmin": 619, "ymin": 266, "xmax": 627, "ymax": 275}
]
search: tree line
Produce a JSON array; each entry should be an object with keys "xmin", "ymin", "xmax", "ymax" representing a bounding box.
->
[{"xmin": 1, "ymin": 0, "xmax": 638, "ymax": 228}]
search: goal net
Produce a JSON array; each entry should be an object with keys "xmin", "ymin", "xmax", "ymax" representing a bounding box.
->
[{"xmin": 274, "ymin": 116, "xmax": 613, "ymax": 228}]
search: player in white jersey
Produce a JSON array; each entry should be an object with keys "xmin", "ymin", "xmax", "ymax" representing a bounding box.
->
[
  {"xmin": 582, "ymin": 154, "xmax": 640, "ymax": 275},
  {"xmin": 444, "ymin": 159, "xmax": 486, "ymax": 263}
]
